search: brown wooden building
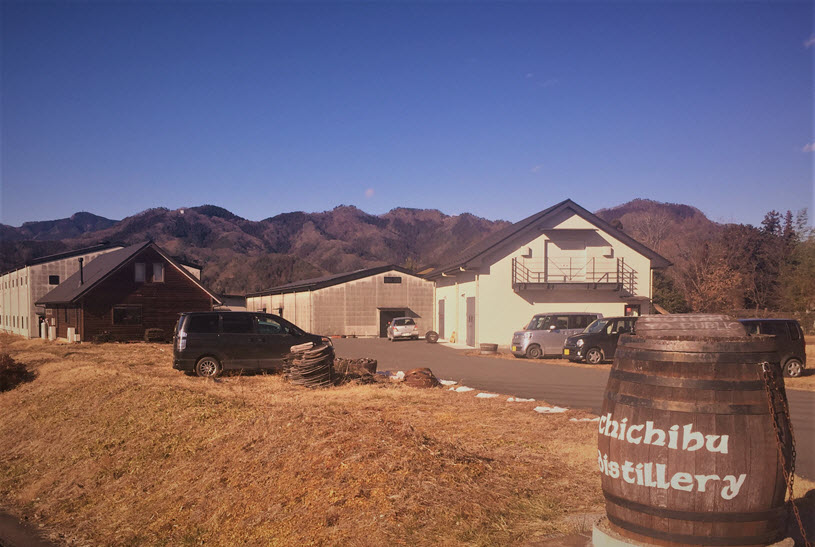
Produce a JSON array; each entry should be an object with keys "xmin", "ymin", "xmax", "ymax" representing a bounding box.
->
[{"xmin": 36, "ymin": 242, "xmax": 220, "ymax": 341}]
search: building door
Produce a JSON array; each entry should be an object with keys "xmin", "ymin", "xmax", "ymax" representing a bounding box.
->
[
  {"xmin": 438, "ymin": 300, "xmax": 445, "ymax": 339},
  {"xmin": 465, "ymin": 297, "xmax": 475, "ymax": 347},
  {"xmin": 545, "ymin": 236, "xmax": 587, "ymax": 282}
]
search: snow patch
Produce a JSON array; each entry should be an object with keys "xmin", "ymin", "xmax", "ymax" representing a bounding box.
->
[
  {"xmin": 451, "ymin": 386, "xmax": 474, "ymax": 392},
  {"xmin": 439, "ymin": 379, "xmax": 458, "ymax": 386},
  {"xmin": 476, "ymin": 393, "xmax": 499, "ymax": 399},
  {"xmin": 507, "ymin": 397, "xmax": 535, "ymax": 402},
  {"xmin": 534, "ymin": 406, "xmax": 568, "ymax": 414}
]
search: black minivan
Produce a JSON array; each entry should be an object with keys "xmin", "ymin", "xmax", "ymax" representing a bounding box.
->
[
  {"xmin": 562, "ymin": 316, "xmax": 638, "ymax": 364},
  {"xmin": 739, "ymin": 318, "xmax": 806, "ymax": 378},
  {"xmin": 173, "ymin": 311, "xmax": 331, "ymax": 377}
]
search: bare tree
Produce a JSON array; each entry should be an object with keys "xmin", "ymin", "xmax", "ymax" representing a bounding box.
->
[
  {"xmin": 672, "ymin": 237, "xmax": 744, "ymax": 313},
  {"xmin": 629, "ymin": 211, "xmax": 672, "ymax": 252}
]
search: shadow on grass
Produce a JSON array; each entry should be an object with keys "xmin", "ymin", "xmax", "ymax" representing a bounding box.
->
[{"xmin": 0, "ymin": 353, "xmax": 37, "ymax": 393}]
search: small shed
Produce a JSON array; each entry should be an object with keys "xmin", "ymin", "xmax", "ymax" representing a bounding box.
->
[
  {"xmin": 36, "ymin": 241, "xmax": 220, "ymax": 341},
  {"xmin": 246, "ymin": 266, "xmax": 434, "ymax": 337}
]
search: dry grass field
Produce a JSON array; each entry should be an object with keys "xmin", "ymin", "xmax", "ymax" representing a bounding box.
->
[{"xmin": 0, "ymin": 334, "xmax": 605, "ymax": 546}]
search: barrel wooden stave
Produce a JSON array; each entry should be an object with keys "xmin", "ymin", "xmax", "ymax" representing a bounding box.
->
[{"xmin": 600, "ymin": 334, "xmax": 791, "ymax": 546}]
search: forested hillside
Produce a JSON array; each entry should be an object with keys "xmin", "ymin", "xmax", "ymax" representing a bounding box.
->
[
  {"xmin": 598, "ymin": 199, "xmax": 814, "ymax": 329},
  {"xmin": 3, "ymin": 200, "xmax": 812, "ymax": 330}
]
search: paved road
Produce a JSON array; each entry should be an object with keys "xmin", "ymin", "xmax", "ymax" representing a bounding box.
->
[{"xmin": 333, "ymin": 338, "xmax": 815, "ymax": 480}]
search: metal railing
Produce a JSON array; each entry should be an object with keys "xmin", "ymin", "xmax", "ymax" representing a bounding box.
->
[{"xmin": 511, "ymin": 256, "xmax": 637, "ymax": 294}]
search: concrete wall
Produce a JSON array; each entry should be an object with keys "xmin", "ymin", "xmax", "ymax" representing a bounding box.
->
[
  {"xmin": 433, "ymin": 211, "xmax": 655, "ymax": 347},
  {"xmin": 247, "ymin": 270, "xmax": 434, "ymax": 337},
  {"xmin": 311, "ymin": 270, "xmax": 434, "ymax": 337},
  {"xmin": 0, "ymin": 268, "xmax": 31, "ymax": 338}
]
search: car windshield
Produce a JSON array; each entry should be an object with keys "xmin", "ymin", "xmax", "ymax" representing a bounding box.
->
[
  {"xmin": 584, "ymin": 319, "xmax": 609, "ymax": 334},
  {"xmin": 526, "ymin": 316, "xmax": 550, "ymax": 330}
]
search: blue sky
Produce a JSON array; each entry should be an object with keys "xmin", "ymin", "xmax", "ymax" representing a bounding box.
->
[{"xmin": 1, "ymin": 1, "xmax": 813, "ymax": 228}]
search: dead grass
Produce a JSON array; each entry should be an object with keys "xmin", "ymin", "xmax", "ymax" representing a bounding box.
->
[{"xmin": 0, "ymin": 334, "xmax": 604, "ymax": 546}]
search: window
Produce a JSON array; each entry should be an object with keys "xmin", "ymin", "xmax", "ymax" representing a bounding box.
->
[
  {"xmin": 113, "ymin": 306, "xmax": 142, "ymax": 325},
  {"xmin": 49, "ymin": 275, "xmax": 60, "ymax": 285},
  {"xmin": 393, "ymin": 318, "xmax": 415, "ymax": 326},
  {"xmin": 153, "ymin": 263, "xmax": 165, "ymax": 283},
  {"xmin": 760, "ymin": 322, "xmax": 781, "ymax": 336},
  {"xmin": 384, "ymin": 276, "xmax": 402, "ymax": 284},
  {"xmin": 256, "ymin": 316, "xmax": 284, "ymax": 335},
  {"xmin": 221, "ymin": 313, "xmax": 253, "ymax": 334},
  {"xmin": 135, "ymin": 263, "xmax": 146, "ymax": 283},
  {"xmin": 186, "ymin": 314, "xmax": 219, "ymax": 334},
  {"xmin": 787, "ymin": 321, "xmax": 801, "ymax": 341},
  {"xmin": 569, "ymin": 315, "xmax": 594, "ymax": 330}
]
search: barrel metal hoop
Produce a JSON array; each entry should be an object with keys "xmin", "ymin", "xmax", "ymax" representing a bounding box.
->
[
  {"xmin": 609, "ymin": 369, "xmax": 765, "ymax": 391},
  {"xmin": 606, "ymin": 514, "xmax": 783, "ymax": 546},
  {"xmin": 604, "ymin": 491, "xmax": 786, "ymax": 522},
  {"xmin": 605, "ymin": 390, "xmax": 769, "ymax": 415},
  {"xmin": 616, "ymin": 348, "xmax": 778, "ymax": 364}
]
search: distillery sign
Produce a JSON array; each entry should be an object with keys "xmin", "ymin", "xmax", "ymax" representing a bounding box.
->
[{"xmin": 597, "ymin": 413, "xmax": 746, "ymax": 500}]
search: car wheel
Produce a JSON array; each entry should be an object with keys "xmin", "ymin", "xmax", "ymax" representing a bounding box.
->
[
  {"xmin": 783, "ymin": 359, "xmax": 803, "ymax": 378},
  {"xmin": 526, "ymin": 345, "xmax": 543, "ymax": 359},
  {"xmin": 585, "ymin": 348, "xmax": 604, "ymax": 365},
  {"xmin": 195, "ymin": 356, "xmax": 222, "ymax": 378}
]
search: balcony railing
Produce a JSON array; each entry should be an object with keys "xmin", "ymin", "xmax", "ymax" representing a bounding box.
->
[{"xmin": 511, "ymin": 256, "xmax": 637, "ymax": 295}]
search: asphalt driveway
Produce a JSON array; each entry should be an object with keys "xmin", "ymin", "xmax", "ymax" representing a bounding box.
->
[{"xmin": 333, "ymin": 337, "xmax": 815, "ymax": 480}]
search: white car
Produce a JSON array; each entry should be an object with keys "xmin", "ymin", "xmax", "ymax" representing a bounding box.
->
[{"xmin": 387, "ymin": 317, "xmax": 419, "ymax": 341}]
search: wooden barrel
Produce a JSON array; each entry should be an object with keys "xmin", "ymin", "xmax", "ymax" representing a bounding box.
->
[
  {"xmin": 480, "ymin": 343, "xmax": 498, "ymax": 355},
  {"xmin": 600, "ymin": 314, "xmax": 792, "ymax": 546}
]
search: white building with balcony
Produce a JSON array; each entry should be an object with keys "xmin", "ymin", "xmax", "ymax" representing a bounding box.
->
[{"xmin": 423, "ymin": 199, "xmax": 670, "ymax": 347}]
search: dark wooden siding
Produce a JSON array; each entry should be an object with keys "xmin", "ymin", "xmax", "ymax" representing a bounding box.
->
[
  {"xmin": 44, "ymin": 305, "xmax": 81, "ymax": 339},
  {"xmin": 78, "ymin": 247, "xmax": 213, "ymax": 341}
]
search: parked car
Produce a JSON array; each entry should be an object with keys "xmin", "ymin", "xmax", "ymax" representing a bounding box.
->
[
  {"xmin": 738, "ymin": 318, "xmax": 806, "ymax": 378},
  {"xmin": 173, "ymin": 311, "xmax": 332, "ymax": 378},
  {"xmin": 562, "ymin": 316, "xmax": 638, "ymax": 364},
  {"xmin": 387, "ymin": 317, "xmax": 419, "ymax": 341},
  {"xmin": 511, "ymin": 312, "xmax": 602, "ymax": 358}
]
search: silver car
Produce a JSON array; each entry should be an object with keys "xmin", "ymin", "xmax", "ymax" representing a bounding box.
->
[
  {"xmin": 387, "ymin": 317, "xmax": 419, "ymax": 341},
  {"xmin": 511, "ymin": 312, "xmax": 602, "ymax": 359}
]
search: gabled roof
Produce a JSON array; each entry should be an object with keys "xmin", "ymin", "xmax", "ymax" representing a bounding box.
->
[
  {"xmin": 247, "ymin": 265, "xmax": 421, "ymax": 297},
  {"xmin": 36, "ymin": 241, "xmax": 221, "ymax": 305},
  {"xmin": 423, "ymin": 199, "xmax": 671, "ymax": 279},
  {"xmin": 0, "ymin": 242, "xmax": 124, "ymax": 276}
]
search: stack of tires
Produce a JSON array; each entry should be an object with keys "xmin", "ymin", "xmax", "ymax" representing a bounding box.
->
[{"xmin": 285, "ymin": 344, "xmax": 335, "ymax": 388}]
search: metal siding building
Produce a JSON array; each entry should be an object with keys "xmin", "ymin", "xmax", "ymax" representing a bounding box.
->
[{"xmin": 246, "ymin": 266, "xmax": 434, "ymax": 337}]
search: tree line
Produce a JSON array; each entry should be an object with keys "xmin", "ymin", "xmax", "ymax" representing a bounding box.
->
[{"xmin": 651, "ymin": 209, "xmax": 814, "ymax": 332}]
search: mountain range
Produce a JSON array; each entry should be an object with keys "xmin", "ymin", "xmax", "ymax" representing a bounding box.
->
[{"xmin": 1, "ymin": 200, "xmax": 720, "ymax": 294}]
